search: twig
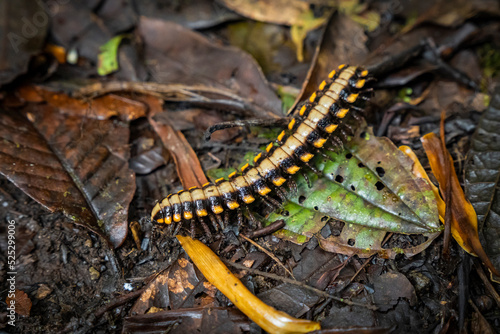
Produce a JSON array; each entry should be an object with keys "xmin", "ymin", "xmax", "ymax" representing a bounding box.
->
[
  {"xmin": 239, "ymin": 234, "xmax": 294, "ymax": 279},
  {"xmin": 242, "ymin": 220, "xmax": 286, "ymax": 239},
  {"xmin": 223, "ymin": 259, "xmax": 378, "ymax": 310}
]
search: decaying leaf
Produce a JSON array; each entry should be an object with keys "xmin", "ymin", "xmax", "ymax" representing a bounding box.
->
[
  {"xmin": 6, "ymin": 289, "xmax": 32, "ymax": 316},
  {"xmin": 464, "ymin": 85, "xmax": 500, "ymax": 279},
  {"xmin": 421, "ymin": 116, "xmax": 499, "ymax": 276},
  {"xmin": 146, "ymin": 96, "xmax": 208, "ymax": 189},
  {"xmin": 16, "ymin": 85, "xmax": 147, "ymax": 121},
  {"xmin": 290, "ymin": 10, "xmax": 330, "ymax": 62},
  {"xmin": 0, "ymin": 105, "xmax": 135, "ymax": 248},
  {"xmin": 218, "ymin": 0, "xmax": 311, "ymax": 26},
  {"xmin": 0, "ymin": 0, "xmax": 48, "ymax": 85},
  {"xmin": 137, "ymin": 17, "xmax": 282, "ymax": 117},
  {"xmin": 289, "ymin": 14, "xmax": 369, "ymax": 114},
  {"xmin": 266, "ymin": 126, "xmax": 440, "ymax": 258}
]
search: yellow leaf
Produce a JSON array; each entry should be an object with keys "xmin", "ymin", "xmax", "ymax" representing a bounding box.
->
[{"xmin": 177, "ymin": 235, "xmax": 321, "ymax": 334}]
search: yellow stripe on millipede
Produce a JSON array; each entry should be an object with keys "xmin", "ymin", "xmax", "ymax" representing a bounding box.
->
[
  {"xmin": 197, "ymin": 209, "xmax": 208, "ymax": 217},
  {"xmin": 309, "ymin": 92, "xmax": 316, "ymax": 103},
  {"xmin": 346, "ymin": 93, "xmax": 358, "ymax": 103},
  {"xmin": 273, "ymin": 177, "xmax": 286, "ymax": 186},
  {"xmin": 288, "ymin": 118, "xmax": 296, "ymax": 130},
  {"xmin": 336, "ymin": 108, "xmax": 349, "ymax": 118},
  {"xmin": 277, "ymin": 131, "xmax": 285, "ymax": 142},
  {"xmin": 325, "ymin": 123, "xmax": 338, "ymax": 133},
  {"xmin": 356, "ymin": 79, "xmax": 366, "ymax": 89},
  {"xmin": 254, "ymin": 153, "xmax": 262, "ymax": 163},
  {"xmin": 299, "ymin": 105, "xmax": 307, "ymax": 116}
]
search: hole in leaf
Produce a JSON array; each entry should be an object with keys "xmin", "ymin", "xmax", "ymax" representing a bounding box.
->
[
  {"xmin": 376, "ymin": 167, "xmax": 385, "ymax": 177},
  {"xmin": 314, "ymin": 206, "xmax": 319, "ymax": 211},
  {"xmin": 377, "ymin": 161, "xmax": 381, "ymax": 164},
  {"xmin": 358, "ymin": 162, "xmax": 365, "ymax": 168},
  {"xmin": 351, "ymin": 185, "xmax": 355, "ymax": 191},
  {"xmin": 335, "ymin": 175, "xmax": 344, "ymax": 183},
  {"xmin": 345, "ymin": 153, "xmax": 353, "ymax": 159},
  {"xmin": 298, "ymin": 195, "xmax": 306, "ymax": 204},
  {"xmin": 194, "ymin": 292, "xmax": 205, "ymax": 299},
  {"xmin": 375, "ymin": 181, "xmax": 385, "ymax": 191},
  {"xmin": 329, "ymin": 220, "xmax": 344, "ymax": 236},
  {"xmin": 348, "ymin": 239, "xmax": 355, "ymax": 246},
  {"xmin": 360, "ymin": 131, "xmax": 366, "ymax": 139},
  {"xmin": 282, "ymin": 210, "xmax": 289, "ymax": 216},
  {"xmin": 321, "ymin": 216, "xmax": 329, "ymax": 222}
]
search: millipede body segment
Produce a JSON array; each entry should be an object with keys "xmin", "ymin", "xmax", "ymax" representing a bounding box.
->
[{"xmin": 151, "ymin": 65, "xmax": 370, "ymax": 227}]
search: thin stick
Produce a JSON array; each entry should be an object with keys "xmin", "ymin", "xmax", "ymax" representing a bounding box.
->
[
  {"xmin": 239, "ymin": 234, "xmax": 295, "ymax": 279},
  {"xmin": 223, "ymin": 259, "xmax": 378, "ymax": 311}
]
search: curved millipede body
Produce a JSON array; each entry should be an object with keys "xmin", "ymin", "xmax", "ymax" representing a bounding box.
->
[{"xmin": 151, "ymin": 65, "xmax": 371, "ymax": 230}]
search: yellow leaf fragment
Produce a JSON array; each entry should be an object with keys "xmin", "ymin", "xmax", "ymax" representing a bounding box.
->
[
  {"xmin": 290, "ymin": 10, "xmax": 329, "ymax": 62},
  {"xmin": 177, "ymin": 235, "xmax": 321, "ymax": 334}
]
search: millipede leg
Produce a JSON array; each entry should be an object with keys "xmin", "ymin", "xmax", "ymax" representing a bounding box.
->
[
  {"xmin": 208, "ymin": 214, "xmax": 219, "ymax": 231},
  {"xmin": 341, "ymin": 124, "xmax": 354, "ymax": 136},
  {"xmin": 330, "ymin": 135, "xmax": 344, "ymax": 150},
  {"xmin": 167, "ymin": 221, "xmax": 175, "ymax": 235},
  {"xmin": 215, "ymin": 214, "xmax": 224, "ymax": 230},
  {"xmin": 350, "ymin": 104, "xmax": 366, "ymax": 112},
  {"xmin": 287, "ymin": 177, "xmax": 297, "ymax": 195},
  {"xmin": 300, "ymin": 170, "xmax": 312, "ymax": 188},
  {"xmin": 360, "ymin": 87, "xmax": 374, "ymax": 100},
  {"xmin": 350, "ymin": 110, "xmax": 363, "ymax": 121},
  {"xmin": 337, "ymin": 129, "xmax": 349, "ymax": 142},
  {"xmin": 316, "ymin": 149, "xmax": 336, "ymax": 162},
  {"xmin": 190, "ymin": 220, "xmax": 196, "ymax": 238},
  {"xmin": 247, "ymin": 208, "xmax": 260, "ymax": 229},
  {"xmin": 261, "ymin": 197, "xmax": 276, "ymax": 210},
  {"xmin": 262, "ymin": 195, "xmax": 281, "ymax": 209},
  {"xmin": 198, "ymin": 216, "xmax": 212, "ymax": 240},
  {"xmin": 275, "ymin": 186, "xmax": 288, "ymax": 202},
  {"xmin": 303, "ymin": 161, "xmax": 322, "ymax": 176},
  {"xmin": 223, "ymin": 211, "xmax": 230, "ymax": 230},
  {"xmin": 237, "ymin": 209, "xmax": 243, "ymax": 228},
  {"xmin": 172, "ymin": 221, "xmax": 183, "ymax": 237}
]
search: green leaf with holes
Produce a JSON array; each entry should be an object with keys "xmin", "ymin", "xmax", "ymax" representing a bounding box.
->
[{"xmin": 266, "ymin": 126, "xmax": 441, "ymax": 258}]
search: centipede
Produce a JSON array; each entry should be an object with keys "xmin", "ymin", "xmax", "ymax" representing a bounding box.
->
[{"xmin": 151, "ymin": 64, "xmax": 371, "ymax": 236}]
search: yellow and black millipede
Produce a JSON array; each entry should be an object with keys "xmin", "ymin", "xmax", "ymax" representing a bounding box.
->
[{"xmin": 151, "ymin": 65, "xmax": 371, "ymax": 233}]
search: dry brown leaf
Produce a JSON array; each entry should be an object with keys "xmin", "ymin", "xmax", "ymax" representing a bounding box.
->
[
  {"xmin": 6, "ymin": 289, "xmax": 32, "ymax": 316},
  {"xmin": 420, "ymin": 115, "xmax": 499, "ymax": 276}
]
